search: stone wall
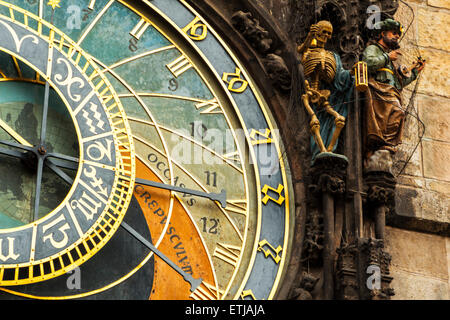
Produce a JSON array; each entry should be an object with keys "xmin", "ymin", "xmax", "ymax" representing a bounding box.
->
[
  {"xmin": 394, "ymin": 0, "xmax": 450, "ymax": 226},
  {"xmin": 388, "ymin": 0, "xmax": 450, "ymax": 299}
]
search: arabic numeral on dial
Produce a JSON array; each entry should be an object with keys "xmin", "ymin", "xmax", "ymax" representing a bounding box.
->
[
  {"xmin": 200, "ymin": 217, "xmax": 219, "ymax": 234},
  {"xmin": 168, "ymin": 78, "xmax": 178, "ymax": 91},
  {"xmin": 129, "ymin": 38, "xmax": 138, "ymax": 52},
  {"xmin": 190, "ymin": 121, "xmax": 208, "ymax": 139},
  {"xmin": 204, "ymin": 171, "xmax": 217, "ymax": 187}
]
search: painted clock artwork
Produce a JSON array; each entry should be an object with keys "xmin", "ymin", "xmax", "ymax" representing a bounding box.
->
[{"xmin": 0, "ymin": 0, "xmax": 293, "ymax": 300}]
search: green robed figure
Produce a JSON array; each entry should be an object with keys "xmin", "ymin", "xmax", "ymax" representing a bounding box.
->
[{"xmin": 362, "ymin": 18, "xmax": 425, "ymax": 160}]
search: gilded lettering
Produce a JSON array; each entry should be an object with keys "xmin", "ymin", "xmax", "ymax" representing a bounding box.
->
[
  {"xmin": 0, "ymin": 237, "xmax": 20, "ymax": 262},
  {"xmin": 71, "ymin": 191, "xmax": 102, "ymax": 221}
]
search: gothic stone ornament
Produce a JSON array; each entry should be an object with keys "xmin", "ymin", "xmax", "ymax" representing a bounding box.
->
[
  {"xmin": 231, "ymin": 11, "xmax": 273, "ymax": 55},
  {"xmin": 231, "ymin": 11, "xmax": 291, "ymax": 92},
  {"xmin": 298, "ymin": 21, "xmax": 345, "ymax": 154},
  {"xmin": 335, "ymin": 241, "xmax": 359, "ymax": 300},
  {"xmin": 359, "ymin": 238, "xmax": 394, "ymax": 300}
]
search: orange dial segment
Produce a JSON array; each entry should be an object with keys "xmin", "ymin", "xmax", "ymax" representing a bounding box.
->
[{"xmin": 134, "ymin": 159, "xmax": 215, "ymax": 299}]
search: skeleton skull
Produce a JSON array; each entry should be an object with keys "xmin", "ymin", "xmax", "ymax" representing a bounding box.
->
[{"xmin": 315, "ymin": 21, "xmax": 333, "ymax": 44}]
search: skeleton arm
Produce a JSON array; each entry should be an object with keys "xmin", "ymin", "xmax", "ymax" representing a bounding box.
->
[{"xmin": 297, "ymin": 24, "xmax": 319, "ymax": 55}]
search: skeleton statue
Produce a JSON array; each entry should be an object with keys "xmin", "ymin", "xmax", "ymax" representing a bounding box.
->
[{"xmin": 298, "ymin": 21, "xmax": 352, "ymax": 157}]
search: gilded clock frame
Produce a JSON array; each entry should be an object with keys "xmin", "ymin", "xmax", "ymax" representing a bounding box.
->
[{"xmin": 0, "ymin": 1, "xmax": 135, "ymax": 286}]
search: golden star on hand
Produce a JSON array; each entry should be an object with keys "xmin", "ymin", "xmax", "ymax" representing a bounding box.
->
[{"xmin": 47, "ymin": 0, "xmax": 61, "ymax": 10}]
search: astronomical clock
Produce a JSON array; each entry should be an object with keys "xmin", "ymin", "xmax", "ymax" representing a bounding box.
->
[{"xmin": 0, "ymin": 0, "xmax": 295, "ymax": 300}]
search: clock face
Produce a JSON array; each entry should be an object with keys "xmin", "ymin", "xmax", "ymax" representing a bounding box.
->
[{"xmin": 0, "ymin": 0, "xmax": 293, "ymax": 300}]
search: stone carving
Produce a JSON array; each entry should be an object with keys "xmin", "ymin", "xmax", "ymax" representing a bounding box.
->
[
  {"xmin": 301, "ymin": 207, "xmax": 324, "ymax": 264},
  {"xmin": 336, "ymin": 241, "xmax": 359, "ymax": 300},
  {"xmin": 289, "ymin": 272, "xmax": 320, "ymax": 300},
  {"xmin": 360, "ymin": 238, "xmax": 395, "ymax": 300},
  {"xmin": 231, "ymin": 10, "xmax": 291, "ymax": 92},
  {"xmin": 309, "ymin": 153, "xmax": 348, "ymax": 196},
  {"xmin": 263, "ymin": 53, "xmax": 292, "ymax": 92},
  {"xmin": 231, "ymin": 11, "xmax": 273, "ymax": 54}
]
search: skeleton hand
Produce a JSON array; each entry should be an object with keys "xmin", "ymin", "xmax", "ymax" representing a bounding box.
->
[
  {"xmin": 335, "ymin": 115, "xmax": 346, "ymax": 128},
  {"xmin": 309, "ymin": 24, "xmax": 319, "ymax": 37}
]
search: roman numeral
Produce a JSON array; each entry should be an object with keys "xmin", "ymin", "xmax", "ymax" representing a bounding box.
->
[
  {"xmin": 0, "ymin": 237, "xmax": 20, "ymax": 262},
  {"xmin": 195, "ymin": 98, "xmax": 222, "ymax": 115},
  {"xmin": 222, "ymin": 151, "xmax": 240, "ymax": 163},
  {"xmin": 166, "ymin": 55, "xmax": 193, "ymax": 78},
  {"xmin": 225, "ymin": 199, "xmax": 247, "ymax": 216},
  {"xmin": 190, "ymin": 281, "xmax": 223, "ymax": 300},
  {"xmin": 213, "ymin": 242, "xmax": 241, "ymax": 267},
  {"xmin": 88, "ymin": 0, "xmax": 96, "ymax": 10},
  {"xmin": 130, "ymin": 18, "xmax": 151, "ymax": 40}
]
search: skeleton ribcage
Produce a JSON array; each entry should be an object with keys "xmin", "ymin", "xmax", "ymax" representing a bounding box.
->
[{"xmin": 302, "ymin": 49, "xmax": 337, "ymax": 85}]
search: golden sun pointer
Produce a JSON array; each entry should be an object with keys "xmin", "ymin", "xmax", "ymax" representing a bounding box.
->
[{"xmin": 47, "ymin": 0, "xmax": 61, "ymax": 10}]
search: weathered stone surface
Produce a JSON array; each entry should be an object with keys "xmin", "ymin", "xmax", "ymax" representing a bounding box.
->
[
  {"xmin": 415, "ymin": 48, "xmax": 450, "ymax": 98},
  {"xmin": 421, "ymin": 190, "xmax": 450, "ymax": 223},
  {"xmin": 395, "ymin": 185, "xmax": 422, "ymax": 218},
  {"xmin": 390, "ymin": 269, "xmax": 449, "ymax": 299},
  {"xmin": 422, "ymin": 139, "xmax": 450, "ymax": 180},
  {"xmin": 447, "ymin": 237, "xmax": 450, "ymax": 289},
  {"xmin": 395, "ymin": 183, "xmax": 450, "ymax": 223},
  {"xmin": 393, "ymin": 142, "xmax": 422, "ymax": 176},
  {"xmin": 418, "ymin": 95, "xmax": 450, "ymax": 142},
  {"xmin": 385, "ymin": 227, "xmax": 449, "ymax": 278},
  {"xmin": 428, "ymin": 0, "xmax": 450, "ymax": 10},
  {"xmin": 418, "ymin": 7, "xmax": 450, "ymax": 52},
  {"xmin": 426, "ymin": 179, "xmax": 450, "ymax": 195}
]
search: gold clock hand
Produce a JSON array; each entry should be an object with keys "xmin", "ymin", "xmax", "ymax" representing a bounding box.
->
[{"xmin": 0, "ymin": 117, "xmax": 33, "ymax": 147}]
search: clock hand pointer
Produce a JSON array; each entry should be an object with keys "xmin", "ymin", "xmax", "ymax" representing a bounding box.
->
[
  {"xmin": 135, "ymin": 177, "xmax": 227, "ymax": 208},
  {"xmin": 47, "ymin": 168, "xmax": 203, "ymax": 291},
  {"xmin": 120, "ymin": 221, "xmax": 203, "ymax": 292},
  {"xmin": 0, "ymin": 146, "xmax": 27, "ymax": 159},
  {"xmin": 34, "ymin": 78, "xmax": 51, "ymax": 217}
]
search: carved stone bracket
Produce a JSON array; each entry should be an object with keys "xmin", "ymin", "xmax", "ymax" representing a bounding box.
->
[
  {"xmin": 289, "ymin": 272, "xmax": 320, "ymax": 300},
  {"xmin": 364, "ymin": 170, "xmax": 397, "ymax": 240},
  {"xmin": 364, "ymin": 171, "xmax": 396, "ymax": 206},
  {"xmin": 231, "ymin": 10, "xmax": 291, "ymax": 92},
  {"xmin": 309, "ymin": 153, "xmax": 348, "ymax": 197}
]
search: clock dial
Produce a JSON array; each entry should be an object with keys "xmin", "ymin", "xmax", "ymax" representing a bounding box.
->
[
  {"xmin": 0, "ymin": 0, "xmax": 293, "ymax": 300},
  {"xmin": 0, "ymin": 2, "xmax": 135, "ymax": 286}
]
